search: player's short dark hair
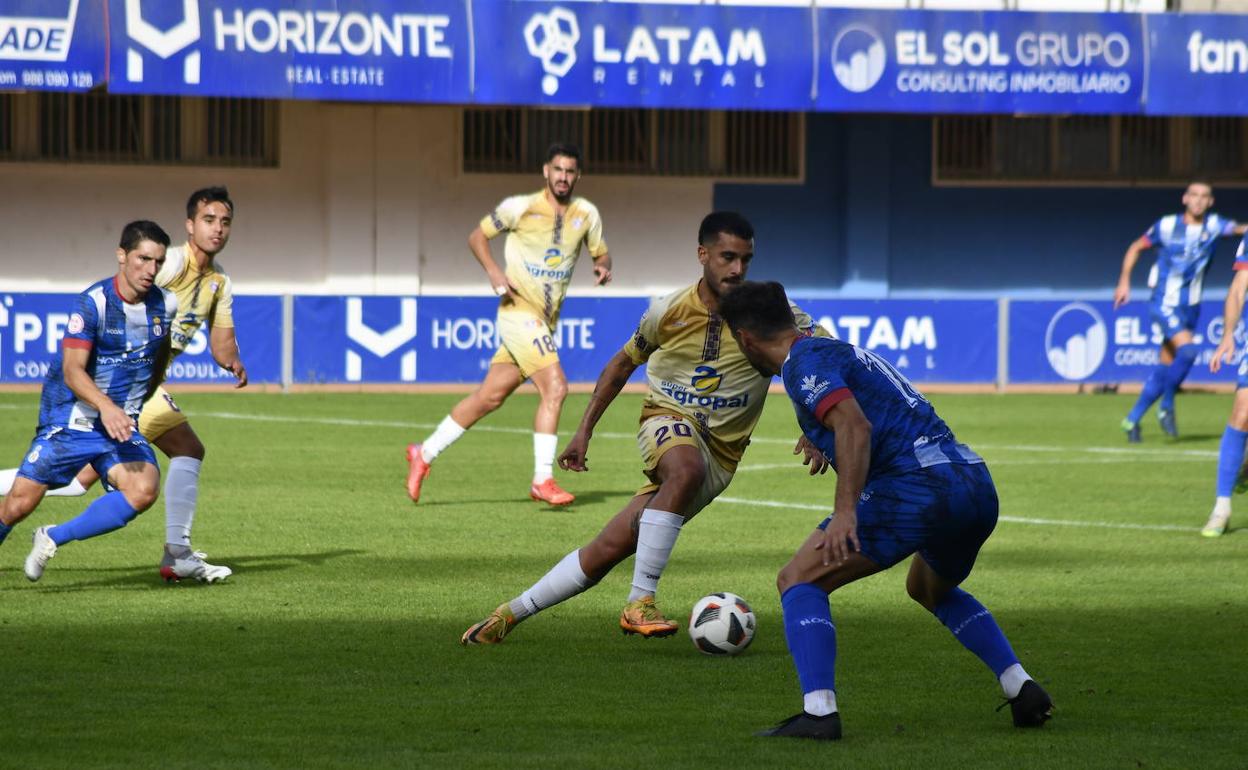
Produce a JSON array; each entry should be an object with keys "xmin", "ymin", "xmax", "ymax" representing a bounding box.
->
[
  {"xmin": 699, "ymin": 211, "xmax": 754, "ymax": 247},
  {"xmin": 186, "ymin": 186, "xmax": 234, "ymax": 219},
  {"xmin": 1187, "ymin": 179, "xmax": 1214, "ymax": 193},
  {"xmin": 119, "ymin": 220, "xmax": 171, "ymax": 252},
  {"xmin": 546, "ymin": 143, "xmax": 582, "ymax": 166},
  {"xmin": 720, "ymin": 281, "xmax": 796, "ymax": 339}
]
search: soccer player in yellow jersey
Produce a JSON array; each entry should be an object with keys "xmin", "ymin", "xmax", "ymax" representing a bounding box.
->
[
  {"xmin": 462, "ymin": 212, "xmax": 829, "ymax": 644},
  {"xmin": 407, "ymin": 143, "xmax": 611, "ymax": 507},
  {"xmin": 0, "ymin": 187, "xmax": 246, "ymax": 583}
]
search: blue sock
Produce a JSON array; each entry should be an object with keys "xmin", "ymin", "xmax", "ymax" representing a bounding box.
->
[
  {"xmin": 781, "ymin": 583, "xmax": 837, "ymax": 695},
  {"xmin": 48, "ymin": 491, "xmax": 139, "ymax": 546},
  {"xmin": 0, "ymin": 519, "xmax": 11, "ymax": 546},
  {"xmin": 1216, "ymin": 425, "xmax": 1248, "ymax": 497},
  {"xmin": 1127, "ymin": 367, "xmax": 1166, "ymax": 425},
  {"xmin": 931, "ymin": 587, "xmax": 1019, "ymax": 677},
  {"xmin": 1159, "ymin": 344, "xmax": 1198, "ymax": 413}
]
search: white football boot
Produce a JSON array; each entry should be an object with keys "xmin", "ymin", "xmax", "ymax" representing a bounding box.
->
[
  {"xmin": 24, "ymin": 526, "xmax": 57, "ymax": 582},
  {"xmin": 160, "ymin": 549, "xmax": 233, "ymax": 583}
]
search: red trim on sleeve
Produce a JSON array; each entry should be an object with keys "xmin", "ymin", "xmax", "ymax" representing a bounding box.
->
[
  {"xmin": 1233, "ymin": 262, "xmax": 1248, "ymax": 271},
  {"xmin": 812, "ymin": 387, "xmax": 853, "ymax": 422},
  {"xmin": 63, "ymin": 338, "xmax": 93, "ymax": 351}
]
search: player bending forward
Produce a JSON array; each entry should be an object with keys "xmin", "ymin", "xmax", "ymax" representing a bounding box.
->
[
  {"xmin": 719, "ymin": 281, "xmax": 1053, "ymax": 740},
  {"xmin": 461, "ymin": 212, "xmax": 829, "ymax": 644},
  {"xmin": 0, "ymin": 222, "xmax": 176, "ymax": 582}
]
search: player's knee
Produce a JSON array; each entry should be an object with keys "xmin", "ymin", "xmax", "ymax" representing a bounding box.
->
[
  {"xmin": 775, "ymin": 562, "xmax": 803, "ymax": 595},
  {"xmin": 476, "ymin": 389, "xmax": 507, "ymax": 413},
  {"xmin": 661, "ymin": 461, "xmax": 706, "ymax": 497},
  {"xmin": 905, "ymin": 573, "xmax": 940, "ymax": 610},
  {"xmin": 122, "ymin": 476, "xmax": 161, "ymax": 510},
  {"xmin": 544, "ymin": 377, "xmax": 569, "ymax": 406}
]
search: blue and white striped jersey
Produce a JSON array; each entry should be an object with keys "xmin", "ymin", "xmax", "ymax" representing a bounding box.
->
[
  {"xmin": 37, "ymin": 277, "xmax": 177, "ymax": 432},
  {"xmin": 1144, "ymin": 213, "xmax": 1238, "ymax": 308}
]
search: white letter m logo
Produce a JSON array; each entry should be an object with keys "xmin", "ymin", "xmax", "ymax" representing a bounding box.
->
[
  {"xmin": 345, "ymin": 298, "xmax": 418, "ymax": 382},
  {"xmin": 125, "ymin": 0, "xmax": 200, "ymax": 84}
]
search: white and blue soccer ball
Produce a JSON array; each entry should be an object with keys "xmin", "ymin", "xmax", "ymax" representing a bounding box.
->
[{"xmin": 688, "ymin": 592, "xmax": 756, "ymax": 656}]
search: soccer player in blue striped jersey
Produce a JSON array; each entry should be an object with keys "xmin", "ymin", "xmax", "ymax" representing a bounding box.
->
[
  {"xmin": 1203, "ymin": 233, "xmax": 1248, "ymax": 537},
  {"xmin": 720, "ymin": 281, "xmax": 1052, "ymax": 740},
  {"xmin": 1114, "ymin": 181, "xmax": 1247, "ymax": 442},
  {"xmin": 0, "ymin": 221, "xmax": 176, "ymax": 582}
]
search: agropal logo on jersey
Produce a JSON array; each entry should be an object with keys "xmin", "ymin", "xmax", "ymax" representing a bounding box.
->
[
  {"xmin": 1045, "ymin": 302, "xmax": 1107, "ymax": 381},
  {"xmin": 523, "ymin": 6, "xmax": 769, "ymax": 96},
  {"xmin": 831, "ymin": 24, "xmax": 886, "ymax": 93},
  {"xmin": 659, "ymin": 366, "xmax": 748, "ymax": 411}
]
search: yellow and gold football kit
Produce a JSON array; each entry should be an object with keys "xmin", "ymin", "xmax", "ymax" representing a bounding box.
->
[
  {"xmin": 138, "ymin": 244, "xmax": 235, "ymax": 440},
  {"xmin": 479, "ymin": 191, "xmax": 608, "ymax": 377},
  {"xmin": 623, "ymin": 283, "xmax": 824, "ymax": 516}
]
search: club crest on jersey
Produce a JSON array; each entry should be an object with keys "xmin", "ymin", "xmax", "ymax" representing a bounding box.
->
[
  {"xmin": 210, "ymin": 281, "xmax": 220, "ymax": 292},
  {"xmin": 543, "ymin": 248, "xmax": 563, "ymax": 267},
  {"xmin": 67, "ymin": 313, "xmax": 84, "ymax": 334},
  {"xmin": 572, "ymin": 217, "xmax": 584, "ymax": 229},
  {"xmin": 691, "ymin": 365, "xmax": 723, "ymax": 393}
]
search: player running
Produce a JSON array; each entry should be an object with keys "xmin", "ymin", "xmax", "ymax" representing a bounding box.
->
[
  {"xmin": 0, "ymin": 221, "xmax": 177, "ymax": 581},
  {"xmin": 0, "ymin": 186, "xmax": 246, "ymax": 583},
  {"xmin": 718, "ymin": 280, "xmax": 1052, "ymax": 740},
  {"xmin": 406, "ymin": 143, "xmax": 612, "ymax": 507},
  {"xmin": 1202, "ymin": 233, "xmax": 1248, "ymax": 537},
  {"xmin": 1114, "ymin": 181, "xmax": 1246, "ymax": 442},
  {"xmin": 460, "ymin": 212, "xmax": 829, "ymax": 644}
]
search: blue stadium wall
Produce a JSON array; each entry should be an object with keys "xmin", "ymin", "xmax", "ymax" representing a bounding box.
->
[{"xmin": 715, "ymin": 114, "xmax": 1248, "ymax": 298}]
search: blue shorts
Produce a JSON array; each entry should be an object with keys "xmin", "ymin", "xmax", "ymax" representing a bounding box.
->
[
  {"xmin": 17, "ymin": 426, "xmax": 157, "ymax": 491},
  {"xmin": 1149, "ymin": 303, "xmax": 1199, "ymax": 340},
  {"xmin": 818, "ymin": 462, "xmax": 998, "ymax": 584}
]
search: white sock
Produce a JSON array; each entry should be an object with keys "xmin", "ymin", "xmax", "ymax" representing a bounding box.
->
[
  {"xmin": 421, "ymin": 416, "xmax": 467, "ymax": 463},
  {"xmin": 0, "ymin": 468, "xmax": 15, "ymax": 495},
  {"xmin": 804, "ymin": 689, "xmax": 838, "ymax": 717},
  {"xmin": 999, "ymin": 663, "xmax": 1031, "ymax": 699},
  {"xmin": 165, "ymin": 456, "xmax": 201, "ymax": 547},
  {"xmin": 1, "ymin": 469, "xmax": 88, "ymax": 497},
  {"xmin": 510, "ymin": 549, "xmax": 594, "ymax": 619},
  {"xmin": 1214, "ymin": 496, "xmax": 1232, "ymax": 516},
  {"xmin": 46, "ymin": 478, "xmax": 89, "ymax": 497},
  {"xmin": 628, "ymin": 508, "xmax": 684, "ymax": 602},
  {"xmin": 533, "ymin": 432, "xmax": 558, "ymax": 484}
]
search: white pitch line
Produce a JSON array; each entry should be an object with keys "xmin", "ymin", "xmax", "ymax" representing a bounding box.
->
[
  {"xmin": 0, "ymin": 402, "xmax": 1219, "ymax": 461},
  {"xmin": 712, "ymin": 496, "xmax": 1199, "ymax": 532}
]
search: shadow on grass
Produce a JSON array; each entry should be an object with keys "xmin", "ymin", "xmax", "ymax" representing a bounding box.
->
[
  {"xmin": 413, "ymin": 489, "xmax": 629, "ymax": 508},
  {"xmin": 0, "ymin": 548, "xmax": 367, "ymax": 593}
]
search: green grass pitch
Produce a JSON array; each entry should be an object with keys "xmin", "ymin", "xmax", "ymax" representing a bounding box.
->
[{"xmin": 0, "ymin": 390, "xmax": 1244, "ymax": 769}]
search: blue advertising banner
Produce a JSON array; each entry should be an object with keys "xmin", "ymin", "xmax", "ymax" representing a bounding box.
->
[
  {"xmin": 291, "ymin": 295, "xmax": 649, "ymax": 384},
  {"xmin": 106, "ymin": 0, "xmax": 470, "ymax": 101},
  {"xmin": 0, "ymin": 292, "xmax": 282, "ymax": 385},
  {"xmin": 290, "ymin": 295, "xmax": 995, "ymax": 384},
  {"xmin": 0, "ymin": 0, "xmax": 105, "ymax": 91},
  {"xmin": 471, "ymin": 1, "xmax": 811, "ymax": 109},
  {"xmin": 1008, "ymin": 299, "xmax": 1245, "ymax": 384},
  {"xmin": 796, "ymin": 298, "xmax": 998, "ymax": 383},
  {"xmin": 1145, "ymin": 14, "xmax": 1248, "ymax": 116},
  {"xmin": 815, "ymin": 9, "xmax": 1143, "ymax": 114}
]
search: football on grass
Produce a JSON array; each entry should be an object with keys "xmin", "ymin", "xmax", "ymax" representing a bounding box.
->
[{"xmin": 688, "ymin": 592, "xmax": 756, "ymax": 655}]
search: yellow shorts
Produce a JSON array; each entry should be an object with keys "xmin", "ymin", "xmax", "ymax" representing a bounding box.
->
[
  {"xmin": 138, "ymin": 385, "xmax": 190, "ymax": 441},
  {"xmin": 635, "ymin": 414, "xmax": 734, "ymax": 520},
  {"xmin": 489, "ymin": 303, "xmax": 560, "ymax": 378}
]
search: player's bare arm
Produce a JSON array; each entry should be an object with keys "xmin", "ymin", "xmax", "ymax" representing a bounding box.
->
[
  {"xmin": 816, "ymin": 397, "xmax": 872, "ymax": 566},
  {"xmin": 1211, "ymin": 269, "xmax": 1248, "ymax": 373},
  {"xmin": 592, "ymin": 252, "xmax": 613, "ymax": 286},
  {"xmin": 558, "ymin": 349, "xmax": 639, "ymax": 472},
  {"xmin": 209, "ymin": 325, "xmax": 248, "ymax": 388},
  {"xmin": 1233, "ymin": 223, "xmax": 1248, "ymax": 237},
  {"xmin": 467, "ymin": 225, "xmax": 515, "ymax": 299},
  {"xmin": 1114, "ymin": 235, "xmax": 1152, "ymax": 309},
  {"xmin": 62, "ymin": 346, "xmax": 132, "ymax": 442}
]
